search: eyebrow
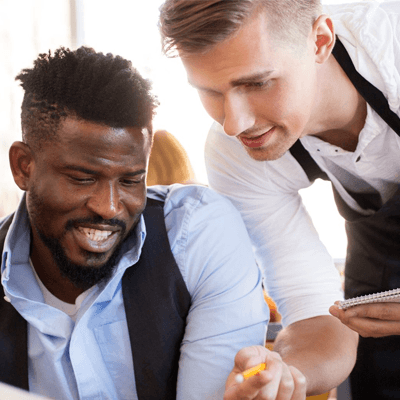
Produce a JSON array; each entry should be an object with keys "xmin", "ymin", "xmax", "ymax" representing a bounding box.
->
[
  {"xmin": 63, "ymin": 165, "xmax": 146, "ymax": 176},
  {"xmin": 189, "ymin": 70, "xmax": 274, "ymax": 92},
  {"xmin": 230, "ymin": 71, "xmax": 275, "ymax": 87}
]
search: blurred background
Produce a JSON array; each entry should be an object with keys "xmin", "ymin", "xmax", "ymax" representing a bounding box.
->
[{"xmin": 0, "ymin": 0, "xmax": 385, "ymax": 260}]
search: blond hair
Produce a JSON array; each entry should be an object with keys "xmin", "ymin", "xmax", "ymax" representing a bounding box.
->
[
  {"xmin": 159, "ymin": 0, "xmax": 322, "ymax": 57},
  {"xmin": 147, "ymin": 130, "xmax": 196, "ymax": 186}
]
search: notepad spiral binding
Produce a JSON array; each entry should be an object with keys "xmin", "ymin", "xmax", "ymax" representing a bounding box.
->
[{"xmin": 338, "ymin": 288, "xmax": 400, "ymax": 310}]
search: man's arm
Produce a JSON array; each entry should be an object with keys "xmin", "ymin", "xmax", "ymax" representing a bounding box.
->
[
  {"xmin": 205, "ymin": 124, "xmax": 357, "ymax": 397},
  {"xmin": 155, "ymin": 185, "xmax": 269, "ymax": 400},
  {"xmin": 223, "ymin": 316, "xmax": 357, "ymax": 399},
  {"xmin": 273, "ymin": 315, "xmax": 358, "ymax": 395}
]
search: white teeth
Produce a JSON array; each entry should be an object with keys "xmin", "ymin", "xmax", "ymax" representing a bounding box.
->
[{"xmin": 78, "ymin": 227, "xmax": 113, "ymax": 242}]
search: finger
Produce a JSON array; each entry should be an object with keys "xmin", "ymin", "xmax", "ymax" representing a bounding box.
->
[
  {"xmin": 224, "ymin": 368, "xmax": 273, "ymax": 400},
  {"xmin": 270, "ymin": 362, "xmax": 295, "ymax": 400},
  {"xmin": 225, "ymin": 346, "xmax": 274, "ymax": 400},
  {"xmin": 234, "ymin": 345, "xmax": 271, "ymax": 372},
  {"xmin": 250, "ymin": 352, "xmax": 284, "ymax": 399},
  {"xmin": 288, "ymin": 366, "xmax": 307, "ymax": 400},
  {"xmin": 329, "ymin": 304, "xmax": 346, "ymax": 321},
  {"xmin": 226, "ymin": 351, "xmax": 284, "ymax": 400},
  {"xmin": 343, "ymin": 302, "xmax": 400, "ymax": 321},
  {"xmin": 254, "ymin": 362, "xmax": 306, "ymax": 400},
  {"xmin": 340, "ymin": 316, "xmax": 400, "ymax": 338}
]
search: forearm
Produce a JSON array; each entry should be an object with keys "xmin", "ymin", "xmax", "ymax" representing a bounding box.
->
[{"xmin": 273, "ymin": 315, "xmax": 358, "ymax": 396}]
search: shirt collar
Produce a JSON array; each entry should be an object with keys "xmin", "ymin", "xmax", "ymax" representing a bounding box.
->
[{"xmin": 1, "ymin": 193, "xmax": 147, "ymax": 308}]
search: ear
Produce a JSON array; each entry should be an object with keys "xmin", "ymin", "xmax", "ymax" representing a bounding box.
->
[
  {"xmin": 312, "ymin": 14, "xmax": 335, "ymax": 64},
  {"xmin": 9, "ymin": 141, "xmax": 35, "ymax": 191}
]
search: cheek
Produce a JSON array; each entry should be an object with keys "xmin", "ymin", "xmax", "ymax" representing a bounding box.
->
[
  {"xmin": 266, "ymin": 79, "xmax": 313, "ymax": 125},
  {"xmin": 32, "ymin": 182, "xmax": 84, "ymax": 214},
  {"xmin": 254, "ymin": 83, "xmax": 294, "ymax": 122},
  {"xmin": 26, "ymin": 178, "xmax": 86, "ymax": 234},
  {"xmin": 124, "ymin": 187, "xmax": 147, "ymax": 219},
  {"xmin": 26, "ymin": 187, "xmax": 65, "ymax": 237}
]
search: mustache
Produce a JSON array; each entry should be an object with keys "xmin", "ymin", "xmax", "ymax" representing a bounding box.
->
[
  {"xmin": 65, "ymin": 217, "xmax": 127, "ymax": 232},
  {"xmin": 239, "ymin": 124, "xmax": 273, "ymax": 137}
]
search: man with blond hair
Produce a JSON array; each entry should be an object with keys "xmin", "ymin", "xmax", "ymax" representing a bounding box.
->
[{"xmin": 159, "ymin": 0, "xmax": 400, "ymax": 398}]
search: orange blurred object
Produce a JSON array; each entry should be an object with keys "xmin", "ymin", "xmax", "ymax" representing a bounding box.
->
[
  {"xmin": 147, "ymin": 130, "xmax": 196, "ymax": 186},
  {"xmin": 263, "ymin": 291, "xmax": 281, "ymax": 323}
]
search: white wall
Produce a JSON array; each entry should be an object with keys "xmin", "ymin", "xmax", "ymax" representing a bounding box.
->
[
  {"xmin": 1, "ymin": 0, "xmax": 382, "ymax": 257},
  {"xmin": 0, "ymin": 0, "xmax": 71, "ymax": 216}
]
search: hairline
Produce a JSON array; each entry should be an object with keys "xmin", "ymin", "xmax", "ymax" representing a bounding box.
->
[
  {"xmin": 161, "ymin": 0, "xmax": 321, "ymax": 58},
  {"xmin": 22, "ymin": 107, "xmax": 153, "ymax": 153}
]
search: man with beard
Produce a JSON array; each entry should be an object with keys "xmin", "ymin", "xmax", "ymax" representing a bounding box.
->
[{"xmin": 0, "ymin": 46, "xmax": 269, "ymax": 400}]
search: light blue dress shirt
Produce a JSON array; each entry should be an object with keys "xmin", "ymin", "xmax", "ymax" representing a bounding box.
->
[{"xmin": 1, "ymin": 184, "xmax": 269, "ymax": 400}]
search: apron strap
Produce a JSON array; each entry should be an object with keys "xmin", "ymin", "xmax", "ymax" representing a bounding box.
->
[
  {"xmin": 332, "ymin": 38, "xmax": 400, "ymax": 135},
  {"xmin": 290, "ymin": 37, "xmax": 400, "ymax": 182}
]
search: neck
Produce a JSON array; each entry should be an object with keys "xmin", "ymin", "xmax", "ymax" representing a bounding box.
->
[{"xmin": 306, "ymin": 53, "xmax": 367, "ymax": 152}]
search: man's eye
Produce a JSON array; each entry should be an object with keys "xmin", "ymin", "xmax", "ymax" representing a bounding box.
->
[
  {"xmin": 246, "ymin": 81, "xmax": 270, "ymax": 89},
  {"xmin": 70, "ymin": 176, "xmax": 93, "ymax": 183},
  {"xmin": 122, "ymin": 177, "xmax": 143, "ymax": 185}
]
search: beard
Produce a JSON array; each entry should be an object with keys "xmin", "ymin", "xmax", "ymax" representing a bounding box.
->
[
  {"xmin": 28, "ymin": 187, "xmax": 134, "ymax": 291},
  {"xmin": 35, "ymin": 225, "xmax": 127, "ymax": 291}
]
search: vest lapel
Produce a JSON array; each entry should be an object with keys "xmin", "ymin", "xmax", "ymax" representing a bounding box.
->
[
  {"xmin": 0, "ymin": 213, "xmax": 29, "ymax": 390},
  {"xmin": 0, "ymin": 298, "xmax": 29, "ymax": 390},
  {"xmin": 122, "ymin": 198, "xmax": 191, "ymax": 400}
]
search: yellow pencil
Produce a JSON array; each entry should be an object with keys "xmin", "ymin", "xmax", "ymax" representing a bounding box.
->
[{"xmin": 235, "ymin": 362, "xmax": 267, "ymax": 383}]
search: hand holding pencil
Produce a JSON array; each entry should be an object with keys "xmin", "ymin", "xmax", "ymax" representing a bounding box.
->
[
  {"xmin": 235, "ymin": 362, "xmax": 267, "ymax": 383},
  {"xmin": 223, "ymin": 345, "xmax": 306, "ymax": 400}
]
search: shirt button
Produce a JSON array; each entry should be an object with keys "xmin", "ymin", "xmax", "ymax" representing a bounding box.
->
[
  {"xmin": 4, "ymin": 296, "xmax": 11, "ymax": 303},
  {"xmin": 356, "ymin": 156, "xmax": 361, "ymax": 162}
]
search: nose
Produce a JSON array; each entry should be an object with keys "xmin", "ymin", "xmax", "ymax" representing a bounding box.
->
[
  {"xmin": 223, "ymin": 94, "xmax": 255, "ymax": 137},
  {"xmin": 86, "ymin": 182, "xmax": 122, "ymax": 220}
]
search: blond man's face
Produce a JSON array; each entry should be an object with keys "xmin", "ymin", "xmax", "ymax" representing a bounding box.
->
[{"xmin": 181, "ymin": 12, "xmax": 320, "ymax": 161}]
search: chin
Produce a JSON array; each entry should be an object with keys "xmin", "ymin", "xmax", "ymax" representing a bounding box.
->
[
  {"xmin": 60, "ymin": 251, "xmax": 119, "ymax": 290},
  {"xmin": 71, "ymin": 250, "xmax": 111, "ymax": 267},
  {"xmin": 245, "ymin": 147, "xmax": 286, "ymax": 162},
  {"xmin": 245, "ymin": 137, "xmax": 296, "ymax": 162}
]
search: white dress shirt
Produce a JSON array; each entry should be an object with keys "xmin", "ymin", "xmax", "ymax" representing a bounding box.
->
[{"xmin": 205, "ymin": 1, "xmax": 400, "ymax": 327}]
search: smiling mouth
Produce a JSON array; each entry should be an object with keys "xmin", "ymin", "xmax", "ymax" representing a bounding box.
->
[
  {"xmin": 73, "ymin": 225, "xmax": 121, "ymax": 253},
  {"xmin": 240, "ymin": 127, "xmax": 275, "ymax": 148},
  {"xmin": 78, "ymin": 227, "xmax": 113, "ymax": 242}
]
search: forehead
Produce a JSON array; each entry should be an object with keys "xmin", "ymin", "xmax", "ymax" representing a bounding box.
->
[
  {"xmin": 181, "ymin": 13, "xmax": 278, "ymax": 85},
  {"xmin": 40, "ymin": 117, "xmax": 151, "ymax": 166},
  {"xmin": 63, "ymin": 117, "xmax": 148, "ymax": 149}
]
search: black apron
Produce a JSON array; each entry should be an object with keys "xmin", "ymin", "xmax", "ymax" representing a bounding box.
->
[
  {"xmin": 0, "ymin": 198, "xmax": 191, "ymax": 400},
  {"xmin": 290, "ymin": 38, "xmax": 400, "ymax": 399}
]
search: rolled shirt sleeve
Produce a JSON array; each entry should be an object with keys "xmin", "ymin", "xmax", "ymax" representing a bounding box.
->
[{"xmin": 205, "ymin": 123, "xmax": 343, "ymax": 328}]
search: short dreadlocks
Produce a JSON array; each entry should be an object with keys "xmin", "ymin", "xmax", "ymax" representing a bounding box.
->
[{"xmin": 16, "ymin": 46, "xmax": 158, "ymax": 151}]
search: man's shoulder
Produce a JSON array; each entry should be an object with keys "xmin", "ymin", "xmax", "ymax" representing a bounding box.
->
[
  {"xmin": 0, "ymin": 213, "xmax": 15, "ymax": 255},
  {"xmin": 0, "ymin": 213, "xmax": 14, "ymax": 232},
  {"xmin": 324, "ymin": 1, "xmax": 400, "ymax": 28},
  {"xmin": 147, "ymin": 183, "xmax": 236, "ymax": 215}
]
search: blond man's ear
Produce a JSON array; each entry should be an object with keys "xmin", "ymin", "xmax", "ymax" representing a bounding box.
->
[{"xmin": 312, "ymin": 14, "xmax": 335, "ymax": 64}]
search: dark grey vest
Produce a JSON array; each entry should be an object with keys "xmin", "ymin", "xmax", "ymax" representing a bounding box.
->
[{"xmin": 0, "ymin": 198, "xmax": 191, "ymax": 399}]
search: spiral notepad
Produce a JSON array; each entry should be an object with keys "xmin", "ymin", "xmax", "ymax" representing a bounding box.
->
[{"xmin": 338, "ymin": 288, "xmax": 400, "ymax": 310}]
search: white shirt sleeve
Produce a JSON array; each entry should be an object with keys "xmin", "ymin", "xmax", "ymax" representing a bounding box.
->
[{"xmin": 205, "ymin": 123, "xmax": 344, "ymax": 327}]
